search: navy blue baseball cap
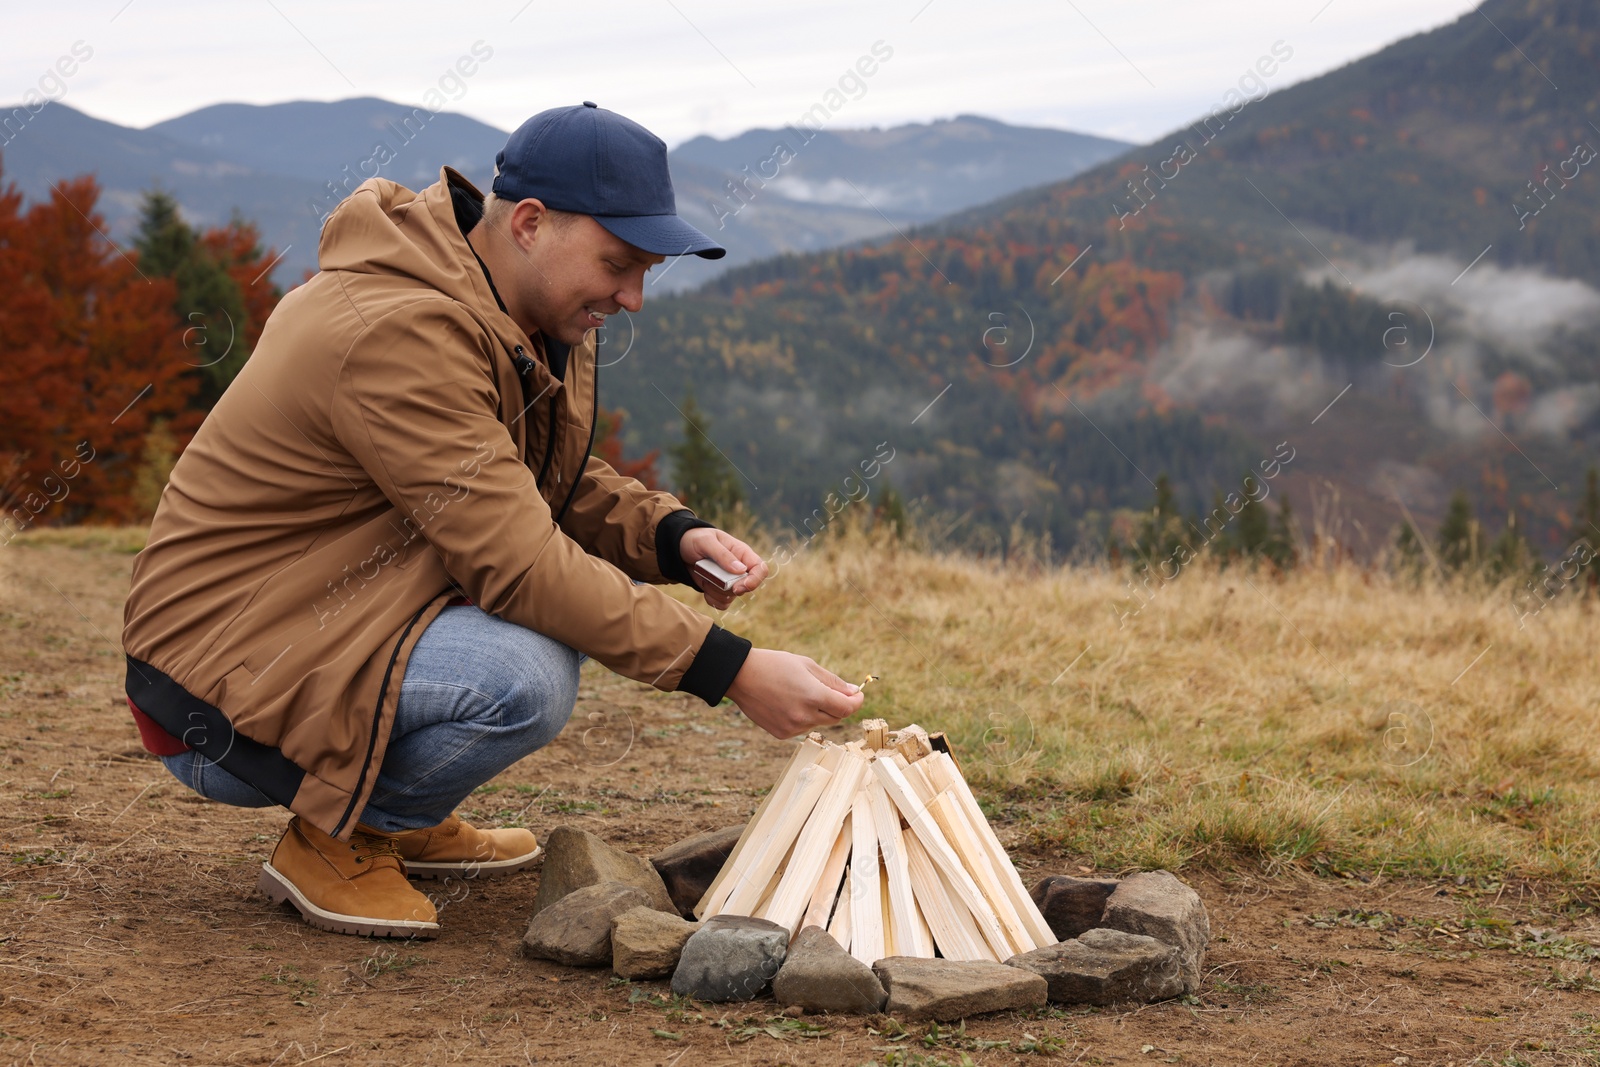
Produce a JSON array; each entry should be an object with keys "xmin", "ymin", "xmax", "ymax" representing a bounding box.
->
[{"xmin": 493, "ymin": 101, "xmax": 725, "ymax": 260}]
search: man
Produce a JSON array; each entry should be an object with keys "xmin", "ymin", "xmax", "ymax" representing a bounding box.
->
[{"xmin": 121, "ymin": 102, "xmax": 864, "ymax": 939}]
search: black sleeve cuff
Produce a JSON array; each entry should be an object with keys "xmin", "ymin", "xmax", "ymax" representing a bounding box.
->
[
  {"xmin": 656, "ymin": 508, "xmax": 717, "ymax": 586},
  {"xmin": 677, "ymin": 624, "xmax": 752, "ymax": 705}
]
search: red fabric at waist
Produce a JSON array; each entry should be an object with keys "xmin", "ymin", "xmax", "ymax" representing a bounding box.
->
[{"xmin": 128, "ymin": 697, "xmax": 191, "ymax": 756}]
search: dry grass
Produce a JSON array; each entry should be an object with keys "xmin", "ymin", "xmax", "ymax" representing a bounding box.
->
[
  {"xmin": 705, "ymin": 520, "xmax": 1600, "ymax": 892},
  {"xmin": 10, "ymin": 524, "xmax": 148, "ymax": 553},
  {"xmin": 44, "ymin": 519, "xmax": 1600, "ymax": 891}
]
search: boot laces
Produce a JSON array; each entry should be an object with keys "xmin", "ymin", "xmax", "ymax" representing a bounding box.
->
[{"xmin": 349, "ymin": 831, "xmax": 401, "ymax": 864}]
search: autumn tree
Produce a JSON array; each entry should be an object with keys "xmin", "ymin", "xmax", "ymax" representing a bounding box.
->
[
  {"xmin": 0, "ymin": 172, "xmax": 196, "ymax": 527},
  {"xmin": 591, "ymin": 404, "xmax": 660, "ymax": 488}
]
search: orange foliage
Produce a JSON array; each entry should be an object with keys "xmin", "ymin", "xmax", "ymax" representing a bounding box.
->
[
  {"xmin": 199, "ymin": 220, "xmax": 280, "ymax": 352},
  {"xmin": 592, "ymin": 405, "xmax": 661, "ymax": 489},
  {"xmin": 0, "ymin": 173, "xmax": 196, "ymax": 528}
]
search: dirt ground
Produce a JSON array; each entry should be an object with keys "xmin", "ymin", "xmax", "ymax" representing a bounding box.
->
[{"xmin": 3, "ymin": 540, "xmax": 1599, "ymax": 1066}]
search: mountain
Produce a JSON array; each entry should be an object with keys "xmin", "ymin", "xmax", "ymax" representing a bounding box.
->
[
  {"xmin": 147, "ymin": 98, "xmax": 505, "ymax": 193},
  {"xmin": 601, "ymin": 0, "xmax": 1600, "ymax": 556},
  {"xmin": 651, "ymin": 157, "xmax": 919, "ymax": 296},
  {"xmin": 674, "ymin": 115, "xmax": 1129, "ymax": 219},
  {"xmin": 663, "ymin": 115, "xmax": 1130, "ymax": 293},
  {"xmin": 0, "ymin": 102, "xmax": 326, "ymax": 280},
  {"xmin": 0, "ymin": 101, "xmax": 1127, "ymax": 291}
]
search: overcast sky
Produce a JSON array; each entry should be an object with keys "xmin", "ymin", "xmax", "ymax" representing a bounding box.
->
[{"xmin": 6, "ymin": 0, "xmax": 1480, "ymax": 146}]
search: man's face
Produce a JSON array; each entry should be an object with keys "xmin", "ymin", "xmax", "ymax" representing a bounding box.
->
[{"xmin": 511, "ymin": 208, "xmax": 666, "ymax": 346}]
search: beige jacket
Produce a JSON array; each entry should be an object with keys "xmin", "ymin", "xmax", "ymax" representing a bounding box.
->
[{"xmin": 122, "ymin": 168, "xmax": 746, "ymax": 838}]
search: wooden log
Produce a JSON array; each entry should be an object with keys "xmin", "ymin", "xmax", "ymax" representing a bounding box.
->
[
  {"xmin": 927, "ymin": 788, "xmax": 1034, "ymax": 956},
  {"xmin": 891, "ymin": 723, "xmax": 933, "ymax": 762},
  {"xmin": 827, "ymin": 867, "xmax": 853, "ymax": 951},
  {"xmin": 862, "ymin": 718, "xmax": 889, "ymax": 750},
  {"xmin": 921, "ymin": 752, "xmax": 1056, "ymax": 948},
  {"xmin": 879, "ymin": 857, "xmax": 896, "ymax": 957},
  {"xmin": 900, "ymin": 753, "xmax": 939, "ymax": 805},
  {"xmin": 866, "ymin": 778, "xmax": 934, "ymax": 958},
  {"xmin": 762, "ymin": 750, "xmax": 868, "ymax": 932},
  {"xmin": 870, "ymin": 758, "xmax": 1012, "ymax": 960},
  {"xmin": 910, "ymin": 890, "xmax": 936, "ymax": 959},
  {"xmin": 931, "ymin": 844, "xmax": 996, "ymax": 961},
  {"xmin": 696, "ymin": 736, "xmax": 825, "ymax": 918},
  {"xmin": 928, "ymin": 731, "xmax": 958, "ymax": 771},
  {"xmin": 799, "ymin": 815, "xmax": 852, "ymax": 933},
  {"xmin": 901, "ymin": 830, "xmax": 992, "ymax": 961},
  {"xmin": 717, "ymin": 751, "xmax": 837, "ymax": 917},
  {"xmin": 748, "ymin": 837, "xmax": 795, "ymax": 920},
  {"xmin": 884, "ymin": 750, "xmax": 936, "ymax": 808},
  {"xmin": 848, "ymin": 792, "xmax": 883, "ymax": 966}
]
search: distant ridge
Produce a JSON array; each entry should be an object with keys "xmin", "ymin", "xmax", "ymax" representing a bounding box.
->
[{"xmin": 0, "ymin": 101, "xmax": 1128, "ymax": 290}]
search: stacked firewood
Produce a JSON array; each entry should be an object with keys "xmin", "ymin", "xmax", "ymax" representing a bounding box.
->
[{"xmin": 694, "ymin": 720, "xmax": 1057, "ymax": 965}]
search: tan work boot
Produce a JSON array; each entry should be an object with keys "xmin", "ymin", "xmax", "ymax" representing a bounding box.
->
[
  {"xmin": 371, "ymin": 814, "xmax": 543, "ymax": 880},
  {"xmin": 258, "ymin": 817, "xmax": 440, "ymax": 938}
]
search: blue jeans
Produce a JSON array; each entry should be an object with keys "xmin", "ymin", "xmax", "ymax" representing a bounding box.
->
[{"xmin": 159, "ymin": 605, "xmax": 581, "ymax": 831}]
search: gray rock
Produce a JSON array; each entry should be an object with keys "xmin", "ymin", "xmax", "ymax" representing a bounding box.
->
[
  {"xmin": 670, "ymin": 914, "xmax": 788, "ymax": 1002},
  {"xmin": 523, "ymin": 882, "xmax": 651, "ymax": 967},
  {"xmin": 1030, "ymin": 875, "xmax": 1120, "ymax": 940},
  {"xmin": 771, "ymin": 926, "xmax": 887, "ymax": 1014},
  {"xmin": 532, "ymin": 825, "xmax": 676, "ymax": 917},
  {"xmin": 871, "ymin": 957, "xmax": 1047, "ymax": 1021},
  {"xmin": 1007, "ymin": 928, "xmax": 1186, "ymax": 1005},
  {"xmin": 611, "ymin": 905, "xmax": 699, "ymax": 980},
  {"xmin": 650, "ymin": 824, "xmax": 744, "ymax": 918},
  {"xmin": 1098, "ymin": 870, "xmax": 1210, "ymax": 993}
]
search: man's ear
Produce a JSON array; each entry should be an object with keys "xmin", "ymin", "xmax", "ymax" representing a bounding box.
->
[{"xmin": 508, "ymin": 197, "xmax": 552, "ymax": 250}]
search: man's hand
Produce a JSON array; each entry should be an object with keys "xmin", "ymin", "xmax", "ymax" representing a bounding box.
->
[
  {"xmin": 680, "ymin": 527, "xmax": 769, "ymax": 610},
  {"xmin": 724, "ymin": 648, "xmax": 865, "ymax": 739}
]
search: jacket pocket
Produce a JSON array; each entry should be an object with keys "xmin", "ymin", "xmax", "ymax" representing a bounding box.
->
[{"xmin": 242, "ymin": 614, "xmax": 326, "ymax": 678}]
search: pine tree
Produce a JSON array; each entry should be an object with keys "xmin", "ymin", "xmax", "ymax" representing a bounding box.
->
[
  {"xmin": 1236, "ymin": 485, "xmax": 1271, "ymax": 559},
  {"xmin": 1486, "ymin": 509, "xmax": 1531, "ymax": 581},
  {"xmin": 1436, "ymin": 490, "xmax": 1478, "ymax": 573},
  {"xmin": 1266, "ymin": 495, "xmax": 1298, "ymax": 570},
  {"xmin": 1135, "ymin": 473, "xmax": 1187, "ymax": 562},
  {"xmin": 874, "ymin": 480, "xmax": 908, "ymax": 540},
  {"xmin": 669, "ymin": 391, "xmax": 743, "ymax": 522},
  {"xmin": 1570, "ymin": 466, "xmax": 1600, "ymax": 593},
  {"xmin": 134, "ymin": 191, "xmax": 250, "ymax": 409},
  {"xmin": 1198, "ymin": 489, "xmax": 1236, "ymax": 561},
  {"xmin": 1394, "ymin": 520, "xmax": 1425, "ymax": 577}
]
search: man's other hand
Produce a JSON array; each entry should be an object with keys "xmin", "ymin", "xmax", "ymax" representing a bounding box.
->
[
  {"xmin": 723, "ymin": 649, "xmax": 864, "ymax": 739},
  {"xmin": 679, "ymin": 527, "xmax": 769, "ymax": 610}
]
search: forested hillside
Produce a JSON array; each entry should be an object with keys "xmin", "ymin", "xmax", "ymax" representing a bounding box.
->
[{"xmin": 609, "ymin": 0, "xmax": 1600, "ymax": 555}]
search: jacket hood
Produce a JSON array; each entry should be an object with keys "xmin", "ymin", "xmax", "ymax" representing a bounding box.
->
[{"xmin": 319, "ymin": 167, "xmax": 514, "ymax": 343}]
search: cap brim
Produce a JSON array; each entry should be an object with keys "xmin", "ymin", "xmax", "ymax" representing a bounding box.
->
[{"xmin": 594, "ymin": 213, "xmax": 726, "ymax": 260}]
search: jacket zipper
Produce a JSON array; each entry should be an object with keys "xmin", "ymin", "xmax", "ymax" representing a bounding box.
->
[
  {"xmin": 334, "ymin": 600, "xmax": 431, "ymax": 838},
  {"xmin": 553, "ymin": 359, "xmax": 599, "ymax": 525},
  {"xmin": 515, "ymin": 344, "xmax": 562, "ymax": 493},
  {"xmin": 513, "ymin": 342, "xmax": 594, "ymax": 526}
]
